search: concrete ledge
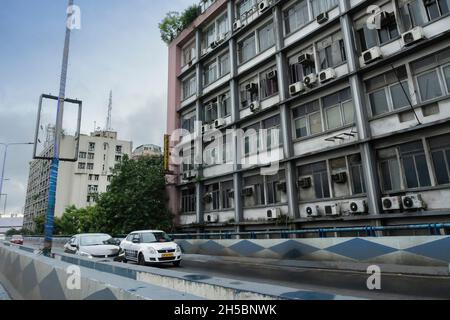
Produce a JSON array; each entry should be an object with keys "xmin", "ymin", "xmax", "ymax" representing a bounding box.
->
[{"xmin": 0, "ymin": 244, "xmax": 202, "ymax": 300}]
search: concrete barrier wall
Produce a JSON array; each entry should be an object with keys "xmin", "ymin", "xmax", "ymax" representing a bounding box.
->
[
  {"xmin": 0, "ymin": 244, "xmax": 202, "ymax": 300},
  {"xmin": 177, "ymin": 236, "xmax": 450, "ymax": 267}
]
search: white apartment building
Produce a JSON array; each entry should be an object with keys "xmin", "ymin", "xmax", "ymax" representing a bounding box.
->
[
  {"xmin": 23, "ymin": 130, "xmax": 132, "ymax": 230},
  {"xmin": 132, "ymin": 144, "xmax": 162, "ymax": 159}
]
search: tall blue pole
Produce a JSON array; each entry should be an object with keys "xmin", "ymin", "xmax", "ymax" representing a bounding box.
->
[{"xmin": 43, "ymin": 0, "xmax": 74, "ymax": 255}]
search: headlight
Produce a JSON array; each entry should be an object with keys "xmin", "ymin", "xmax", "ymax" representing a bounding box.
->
[
  {"xmin": 146, "ymin": 247, "xmax": 157, "ymax": 254},
  {"xmin": 175, "ymin": 245, "xmax": 181, "ymax": 253},
  {"xmin": 78, "ymin": 251, "xmax": 93, "ymax": 258}
]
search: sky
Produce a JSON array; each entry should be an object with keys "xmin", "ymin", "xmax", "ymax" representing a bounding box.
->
[{"xmin": 0, "ymin": 0, "xmax": 193, "ymax": 215}]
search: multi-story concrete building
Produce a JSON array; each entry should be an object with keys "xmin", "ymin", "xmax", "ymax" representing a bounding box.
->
[
  {"xmin": 23, "ymin": 130, "xmax": 132, "ymax": 230},
  {"xmin": 166, "ymin": 0, "xmax": 450, "ymax": 236},
  {"xmin": 132, "ymin": 144, "xmax": 162, "ymax": 159}
]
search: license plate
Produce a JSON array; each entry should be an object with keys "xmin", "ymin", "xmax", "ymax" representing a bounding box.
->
[{"xmin": 161, "ymin": 253, "xmax": 174, "ymax": 258}]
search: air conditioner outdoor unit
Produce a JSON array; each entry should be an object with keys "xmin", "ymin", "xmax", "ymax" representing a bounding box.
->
[
  {"xmin": 258, "ymin": 0, "xmax": 270, "ymax": 13},
  {"xmin": 249, "ymin": 101, "xmax": 261, "ymax": 113},
  {"xmin": 206, "ymin": 214, "xmax": 219, "ymax": 223},
  {"xmin": 319, "ymin": 68, "xmax": 336, "ymax": 83},
  {"xmin": 214, "ymin": 118, "xmax": 226, "ymax": 129},
  {"xmin": 242, "ymin": 186, "xmax": 254, "ymax": 197},
  {"xmin": 233, "ymin": 20, "xmax": 244, "ymax": 31},
  {"xmin": 266, "ymin": 208, "xmax": 281, "ymax": 219},
  {"xmin": 246, "ymin": 83, "xmax": 258, "ymax": 92},
  {"xmin": 289, "ymin": 82, "xmax": 306, "ymax": 95},
  {"xmin": 350, "ymin": 200, "xmax": 367, "ymax": 214},
  {"xmin": 402, "ymin": 194, "xmax": 425, "ymax": 210},
  {"xmin": 305, "ymin": 205, "xmax": 320, "ymax": 217},
  {"xmin": 303, "ymin": 73, "xmax": 317, "ymax": 88},
  {"xmin": 402, "ymin": 27, "xmax": 425, "ymax": 47},
  {"xmin": 382, "ymin": 196, "xmax": 402, "ymax": 211},
  {"xmin": 277, "ymin": 181, "xmax": 287, "ymax": 193},
  {"xmin": 298, "ymin": 53, "xmax": 313, "ymax": 65},
  {"xmin": 298, "ymin": 176, "xmax": 312, "ymax": 189},
  {"xmin": 324, "ymin": 204, "xmax": 341, "ymax": 216},
  {"xmin": 332, "ymin": 172, "xmax": 347, "ymax": 184},
  {"xmin": 361, "ymin": 46, "xmax": 382, "ymax": 65},
  {"xmin": 267, "ymin": 70, "xmax": 277, "ymax": 80},
  {"xmin": 316, "ymin": 12, "xmax": 329, "ymax": 24}
]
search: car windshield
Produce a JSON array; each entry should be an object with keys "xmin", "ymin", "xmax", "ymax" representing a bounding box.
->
[
  {"xmin": 141, "ymin": 232, "xmax": 171, "ymax": 243},
  {"xmin": 12, "ymin": 235, "xmax": 22, "ymax": 240},
  {"xmin": 80, "ymin": 235, "xmax": 112, "ymax": 246}
]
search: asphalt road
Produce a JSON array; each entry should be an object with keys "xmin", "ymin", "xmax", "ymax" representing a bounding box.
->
[{"xmin": 23, "ymin": 241, "xmax": 450, "ymax": 300}]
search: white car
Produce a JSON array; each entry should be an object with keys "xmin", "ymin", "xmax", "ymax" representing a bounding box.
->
[
  {"xmin": 120, "ymin": 230, "xmax": 182, "ymax": 267},
  {"xmin": 0, "ymin": 234, "xmax": 6, "ymax": 241}
]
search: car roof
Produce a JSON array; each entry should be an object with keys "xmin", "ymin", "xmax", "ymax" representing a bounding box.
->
[
  {"xmin": 129, "ymin": 230, "xmax": 164, "ymax": 234},
  {"xmin": 74, "ymin": 233, "xmax": 111, "ymax": 237}
]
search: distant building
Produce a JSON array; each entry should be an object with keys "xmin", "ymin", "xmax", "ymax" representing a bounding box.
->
[
  {"xmin": 0, "ymin": 216, "xmax": 23, "ymax": 234},
  {"xmin": 132, "ymin": 144, "xmax": 162, "ymax": 159},
  {"xmin": 23, "ymin": 130, "xmax": 132, "ymax": 230}
]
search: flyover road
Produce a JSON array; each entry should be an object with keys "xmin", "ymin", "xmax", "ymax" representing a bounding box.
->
[
  {"xmin": 25, "ymin": 242, "xmax": 450, "ymax": 300},
  {"xmin": 0, "ymin": 282, "xmax": 10, "ymax": 300}
]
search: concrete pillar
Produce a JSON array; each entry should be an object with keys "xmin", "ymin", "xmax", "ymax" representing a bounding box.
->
[
  {"xmin": 274, "ymin": 5, "xmax": 300, "ymax": 219},
  {"xmin": 340, "ymin": 1, "xmax": 382, "ymax": 215}
]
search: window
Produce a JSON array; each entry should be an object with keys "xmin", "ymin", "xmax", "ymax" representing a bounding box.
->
[
  {"xmin": 182, "ymin": 75, "xmax": 196, "ymax": 100},
  {"xmin": 330, "ymin": 157, "xmax": 350, "ymax": 197},
  {"xmin": 284, "ymin": 0, "xmax": 309, "ymax": 34},
  {"xmin": 115, "ymin": 155, "xmax": 122, "ymax": 162},
  {"xmin": 317, "ymin": 33, "xmax": 346, "ymax": 70},
  {"xmin": 366, "ymin": 66, "xmax": 411, "ymax": 116},
  {"xmin": 377, "ymin": 141, "xmax": 431, "ymax": 192},
  {"xmin": 204, "ymin": 24, "xmax": 216, "ymax": 49},
  {"xmin": 260, "ymin": 67, "xmax": 279, "ymax": 99},
  {"xmin": 204, "ymin": 100, "xmax": 218, "ymax": 124},
  {"xmin": 78, "ymin": 162, "xmax": 86, "ymax": 170},
  {"xmin": 94, "ymin": 175, "xmax": 99, "ymax": 181},
  {"xmin": 430, "ymin": 133, "xmax": 450, "ymax": 185},
  {"xmin": 399, "ymin": 0, "xmax": 426, "ymax": 30},
  {"xmin": 88, "ymin": 185, "xmax": 98, "ymax": 193},
  {"xmin": 238, "ymin": 34, "xmax": 256, "ymax": 63},
  {"xmin": 88, "ymin": 153, "xmax": 95, "ymax": 160},
  {"xmin": 298, "ymin": 161, "xmax": 330, "ymax": 199},
  {"xmin": 348, "ymin": 154, "xmax": 366, "ymax": 194},
  {"xmin": 116, "ymin": 146, "xmax": 122, "ymax": 154},
  {"xmin": 217, "ymin": 14, "xmax": 229, "ymax": 37},
  {"xmin": 88, "ymin": 142, "xmax": 95, "ymax": 151},
  {"xmin": 221, "ymin": 181, "xmax": 234, "ymax": 209},
  {"xmin": 181, "ymin": 114, "xmax": 196, "ymax": 133},
  {"xmin": 412, "ymin": 48, "xmax": 450, "ymax": 102},
  {"xmin": 266, "ymin": 170, "xmax": 285, "ymax": 204},
  {"xmin": 219, "ymin": 92, "xmax": 231, "ymax": 117},
  {"xmin": 88, "ymin": 174, "xmax": 93, "ymax": 180},
  {"xmin": 240, "ymin": 78, "xmax": 259, "ymax": 108},
  {"xmin": 204, "ymin": 61, "xmax": 218, "ymax": 86},
  {"xmin": 292, "ymin": 100, "xmax": 322, "ymax": 138},
  {"xmin": 262, "ymin": 115, "xmax": 281, "ymax": 150},
  {"xmin": 181, "ymin": 188, "xmax": 196, "ymax": 213},
  {"xmin": 244, "ymin": 123, "xmax": 260, "ymax": 156},
  {"xmin": 322, "ymin": 88, "xmax": 354, "ymax": 130},
  {"xmin": 243, "ymin": 175, "xmax": 265, "ymax": 207},
  {"xmin": 79, "ymin": 152, "xmax": 86, "ymax": 159},
  {"xmin": 206, "ymin": 183, "xmax": 220, "ymax": 210},
  {"xmin": 87, "ymin": 163, "xmax": 94, "ymax": 170},
  {"xmin": 311, "ymin": 0, "xmax": 338, "ymax": 18},
  {"xmin": 258, "ymin": 21, "xmax": 275, "ymax": 52},
  {"xmin": 182, "ymin": 42, "xmax": 196, "ymax": 67},
  {"xmin": 424, "ymin": 0, "xmax": 450, "ymax": 21},
  {"xmin": 182, "ymin": 147, "xmax": 195, "ymax": 172},
  {"xmin": 219, "ymin": 53, "xmax": 230, "ymax": 77},
  {"xmin": 237, "ymin": 0, "xmax": 253, "ymax": 19},
  {"xmin": 357, "ymin": 12, "xmax": 399, "ymax": 51},
  {"xmin": 107, "ymin": 175, "xmax": 112, "ymax": 182}
]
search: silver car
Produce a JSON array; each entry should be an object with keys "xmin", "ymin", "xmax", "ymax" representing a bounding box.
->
[{"xmin": 64, "ymin": 233, "xmax": 122, "ymax": 259}]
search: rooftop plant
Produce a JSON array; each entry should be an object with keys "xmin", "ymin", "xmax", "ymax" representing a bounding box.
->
[{"xmin": 159, "ymin": 4, "xmax": 201, "ymax": 44}]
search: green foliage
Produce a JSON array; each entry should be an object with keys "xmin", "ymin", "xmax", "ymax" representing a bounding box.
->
[
  {"xmin": 95, "ymin": 155, "xmax": 174, "ymax": 235},
  {"xmin": 159, "ymin": 5, "xmax": 201, "ymax": 44},
  {"xmin": 59, "ymin": 205, "xmax": 98, "ymax": 235}
]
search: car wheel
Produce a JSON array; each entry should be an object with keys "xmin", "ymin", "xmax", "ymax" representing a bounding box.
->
[
  {"xmin": 138, "ymin": 253, "xmax": 146, "ymax": 266},
  {"xmin": 173, "ymin": 261, "xmax": 181, "ymax": 267}
]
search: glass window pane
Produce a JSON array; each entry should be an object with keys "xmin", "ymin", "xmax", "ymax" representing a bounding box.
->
[
  {"xmin": 369, "ymin": 89, "xmax": 389, "ymax": 115},
  {"xmin": 322, "ymin": 172, "xmax": 330, "ymax": 198},
  {"xmin": 390, "ymin": 81, "xmax": 410, "ymax": 109},
  {"xmin": 259, "ymin": 22, "xmax": 275, "ymax": 52},
  {"xmin": 415, "ymin": 154, "xmax": 432, "ymax": 187},
  {"xmin": 380, "ymin": 161, "xmax": 392, "ymax": 191},
  {"xmin": 432, "ymin": 151, "xmax": 450, "ymax": 185},
  {"xmin": 342, "ymin": 101, "xmax": 355, "ymax": 124},
  {"xmin": 295, "ymin": 117, "xmax": 307, "ymax": 138},
  {"xmin": 417, "ymin": 70, "xmax": 443, "ymax": 101},
  {"xmin": 443, "ymin": 65, "xmax": 450, "ymax": 93},
  {"xmin": 402, "ymin": 156, "xmax": 419, "ymax": 188},
  {"xmin": 313, "ymin": 173, "xmax": 323, "ymax": 198},
  {"xmin": 309, "ymin": 112, "xmax": 322, "ymax": 135},
  {"xmin": 326, "ymin": 105, "xmax": 341, "ymax": 129},
  {"xmin": 389, "ymin": 158, "xmax": 402, "ymax": 191}
]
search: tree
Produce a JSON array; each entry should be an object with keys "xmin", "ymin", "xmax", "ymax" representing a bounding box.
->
[
  {"xmin": 59, "ymin": 205, "xmax": 98, "ymax": 235},
  {"xmin": 32, "ymin": 214, "xmax": 63, "ymax": 235},
  {"xmin": 159, "ymin": 5, "xmax": 201, "ymax": 44},
  {"xmin": 95, "ymin": 155, "xmax": 173, "ymax": 235}
]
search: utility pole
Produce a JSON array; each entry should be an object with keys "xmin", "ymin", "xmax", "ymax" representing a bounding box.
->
[
  {"xmin": 42, "ymin": 0, "xmax": 74, "ymax": 256},
  {"xmin": 106, "ymin": 90, "xmax": 113, "ymax": 131}
]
